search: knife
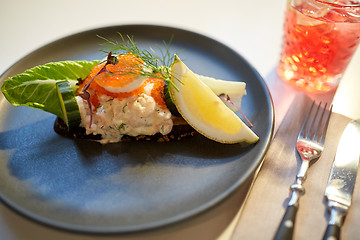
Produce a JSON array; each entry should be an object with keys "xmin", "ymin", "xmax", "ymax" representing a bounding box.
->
[{"xmin": 323, "ymin": 119, "xmax": 360, "ymax": 240}]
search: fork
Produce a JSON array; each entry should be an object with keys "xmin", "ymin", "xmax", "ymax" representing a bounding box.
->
[{"xmin": 273, "ymin": 101, "xmax": 332, "ymax": 240}]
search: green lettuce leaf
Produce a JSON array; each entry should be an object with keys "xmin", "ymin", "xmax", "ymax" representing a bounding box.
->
[{"xmin": 1, "ymin": 60, "xmax": 100, "ymax": 117}]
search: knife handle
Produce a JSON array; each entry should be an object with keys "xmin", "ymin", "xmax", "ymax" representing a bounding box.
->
[
  {"xmin": 323, "ymin": 203, "xmax": 346, "ymax": 240},
  {"xmin": 322, "ymin": 224, "xmax": 340, "ymax": 240},
  {"xmin": 273, "ymin": 205, "xmax": 298, "ymax": 240}
]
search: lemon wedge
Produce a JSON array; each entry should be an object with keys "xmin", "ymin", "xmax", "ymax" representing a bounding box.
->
[{"xmin": 169, "ymin": 55, "xmax": 259, "ymax": 144}]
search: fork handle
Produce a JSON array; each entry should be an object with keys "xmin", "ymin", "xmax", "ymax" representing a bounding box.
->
[{"xmin": 273, "ymin": 205, "xmax": 298, "ymax": 240}]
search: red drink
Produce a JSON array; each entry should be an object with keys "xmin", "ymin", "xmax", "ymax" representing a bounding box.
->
[{"xmin": 278, "ymin": 0, "xmax": 360, "ymax": 93}]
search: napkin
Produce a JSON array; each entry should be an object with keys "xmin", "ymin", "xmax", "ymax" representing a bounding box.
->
[{"xmin": 231, "ymin": 94, "xmax": 360, "ymax": 240}]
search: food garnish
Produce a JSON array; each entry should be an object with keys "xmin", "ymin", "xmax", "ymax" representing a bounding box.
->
[
  {"xmin": 56, "ymin": 80, "xmax": 81, "ymax": 128},
  {"xmin": 1, "ymin": 60, "xmax": 99, "ymax": 118},
  {"xmin": 1, "ymin": 34, "xmax": 258, "ymax": 144},
  {"xmin": 98, "ymin": 34, "xmax": 176, "ymax": 89},
  {"xmin": 169, "ymin": 55, "xmax": 258, "ymax": 144}
]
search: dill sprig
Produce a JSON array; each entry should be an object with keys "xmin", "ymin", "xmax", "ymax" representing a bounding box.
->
[{"xmin": 97, "ymin": 33, "xmax": 179, "ymax": 90}]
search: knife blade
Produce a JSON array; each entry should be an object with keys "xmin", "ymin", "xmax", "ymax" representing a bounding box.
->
[{"xmin": 322, "ymin": 119, "xmax": 360, "ymax": 240}]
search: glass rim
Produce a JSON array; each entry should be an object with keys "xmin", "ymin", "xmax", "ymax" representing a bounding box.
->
[{"xmin": 315, "ymin": 0, "xmax": 360, "ymax": 8}]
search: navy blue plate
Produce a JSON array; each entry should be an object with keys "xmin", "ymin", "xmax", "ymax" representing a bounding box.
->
[{"xmin": 0, "ymin": 25, "xmax": 274, "ymax": 233}]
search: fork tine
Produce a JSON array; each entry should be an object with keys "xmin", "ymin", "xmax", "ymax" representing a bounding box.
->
[
  {"xmin": 298, "ymin": 101, "xmax": 315, "ymax": 139},
  {"xmin": 306, "ymin": 102, "xmax": 322, "ymax": 140},
  {"xmin": 319, "ymin": 104, "xmax": 333, "ymax": 144},
  {"xmin": 312, "ymin": 103, "xmax": 327, "ymax": 141}
]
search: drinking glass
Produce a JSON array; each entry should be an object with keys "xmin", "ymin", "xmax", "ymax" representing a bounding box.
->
[{"xmin": 277, "ymin": 0, "xmax": 360, "ymax": 93}]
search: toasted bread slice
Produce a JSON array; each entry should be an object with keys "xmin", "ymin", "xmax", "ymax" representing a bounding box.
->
[{"xmin": 54, "ymin": 117, "xmax": 196, "ymax": 143}]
